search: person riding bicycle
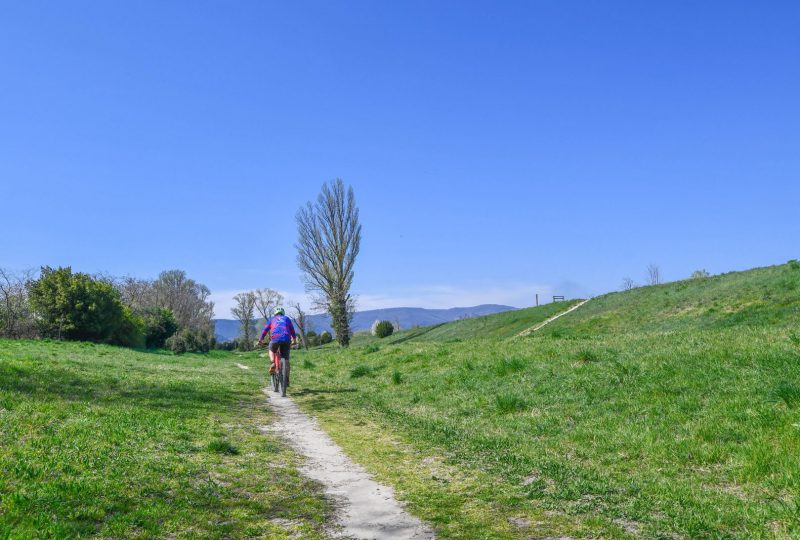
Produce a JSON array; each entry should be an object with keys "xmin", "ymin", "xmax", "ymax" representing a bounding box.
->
[{"xmin": 257, "ymin": 307, "xmax": 297, "ymax": 385}]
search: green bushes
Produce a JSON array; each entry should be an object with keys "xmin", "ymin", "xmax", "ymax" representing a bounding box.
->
[
  {"xmin": 371, "ymin": 320, "xmax": 395, "ymax": 338},
  {"xmin": 319, "ymin": 331, "xmax": 333, "ymax": 345},
  {"xmin": 166, "ymin": 328, "xmax": 213, "ymax": 354},
  {"xmin": 143, "ymin": 308, "xmax": 178, "ymax": 349},
  {"xmin": 27, "ymin": 266, "xmax": 144, "ymax": 346}
]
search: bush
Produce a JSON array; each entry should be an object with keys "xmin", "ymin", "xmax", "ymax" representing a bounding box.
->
[
  {"xmin": 215, "ymin": 339, "xmax": 239, "ymax": 351},
  {"xmin": 789, "ymin": 260, "xmax": 800, "ymax": 271},
  {"xmin": 111, "ymin": 307, "xmax": 146, "ymax": 348},
  {"xmin": 143, "ymin": 308, "xmax": 178, "ymax": 349},
  {"xmin": 27, "ymin": 266, "xmax": 131, "ymax": 343},
  {"xmin": 319, "ymin": 331, "xmax": 333, "ymax": 345},
  {"xmin": 691, "ymin": 269, "xmax": 710, "ymax": 279},
  {"xmin": 372, "ymin": 320, "xmax": 394, "ymax": 338},
  {"xmin": 167, "ymin": 328, "xmax": 213, "ymax": 354}
]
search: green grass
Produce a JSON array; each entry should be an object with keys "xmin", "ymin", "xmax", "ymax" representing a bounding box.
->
[
  {"xmin": 546, "ymin": 262, "xmax": 800, "ymax": 336},
  {"xmin": 0, "ymin": 340, "xmax": 331, "ymax": 539},
  {"xmin": 341, "ymin": 300, "xmax": 583, "ymax": 350},
  {"xmin": 287, "ymin": 261, "xmax": 800, "ymax": 538}
]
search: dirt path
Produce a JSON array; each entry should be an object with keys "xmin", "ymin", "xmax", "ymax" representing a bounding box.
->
[
  {"xmin": 262, "ymin": 389, "xmax": 435, "ymax": 540},
  {"xmin": 516, "ymin": 299, "xmax": 590, "ymax": 337}
]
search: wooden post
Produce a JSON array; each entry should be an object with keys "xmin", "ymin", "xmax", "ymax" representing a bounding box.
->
[{"xmin": 535, "ymin": 293, "xmax": 539, "ymax": 307}]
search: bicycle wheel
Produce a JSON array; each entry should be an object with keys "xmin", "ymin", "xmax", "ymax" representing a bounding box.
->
[
  {"xmin": 280, "ymin": 357, "xmax": 289, "ymax": 397},
  {"xmin": 271, "ymin": 370, "xmax": 279, "ymax": 392}
]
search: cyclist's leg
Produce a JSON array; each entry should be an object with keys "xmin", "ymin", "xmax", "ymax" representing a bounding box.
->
[{"xmin": 268, "ymin": 341, "xmax": 280, "ymax": 371}]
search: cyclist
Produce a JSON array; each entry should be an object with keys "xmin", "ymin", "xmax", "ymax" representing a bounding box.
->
[{"xmin": 257, "ymin": 306, "xmax": 297, "ymax": 387}]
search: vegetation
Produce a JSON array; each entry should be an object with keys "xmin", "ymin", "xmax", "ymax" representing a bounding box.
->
[
  {"xmin": 296, "ymin": 179, "xmax": 361, "ymax": 346},
  {"xmin": 0, "ymin": 339, "xmax": 331, "ymax": 538},
  {"xmin": 27, "ymin": 266, "xmax": 143, "ymax": 347},
  {"xmin": 285, "ymin": 261, "xmax": 800, "ymax": 538},
  {"xmin": 372, "ymin": 319, "xmax": 394, "ymax": 338}
]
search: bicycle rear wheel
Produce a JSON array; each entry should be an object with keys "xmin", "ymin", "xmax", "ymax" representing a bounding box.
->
[{"xmin": 280, "ymin": 357, "xmax": 289, "ymax": 397}]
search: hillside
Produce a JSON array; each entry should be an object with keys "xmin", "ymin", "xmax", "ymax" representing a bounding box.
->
[
  {"xmin": 545, "ymin": 261, "xmax": 800, "ymax": 336},
  {"xmin": 347, "ymin": 300, "xmax": 582, "ymax": 346},
  {"xmin": 214, "ymin": 304, "xmax": 516, "ymax": 342},
  {"xmin": 280, "ymin": 260, "xmax": 800, "ymax": 538}
]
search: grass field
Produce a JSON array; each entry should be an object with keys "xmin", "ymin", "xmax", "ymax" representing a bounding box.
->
[
  {"xmin": 0, "ymin": 340, "xmax": 329, "ymax": 539},
  {"xmin": 3, "ymin": 262, "xmax": 799, "ymax": 539},
  {"xmin": 281, "ymin": 262, "xmax": 800, "ymax": 539}
]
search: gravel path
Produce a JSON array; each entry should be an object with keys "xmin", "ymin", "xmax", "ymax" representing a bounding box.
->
[{"xmin": 261, "ymin": 388, "xmax": 435, "ymax": 540}]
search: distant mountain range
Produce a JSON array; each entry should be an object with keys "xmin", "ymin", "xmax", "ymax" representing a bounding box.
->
[{"xmin": 213, "ymin": 304, "xmax": 516, "ymax": 343}]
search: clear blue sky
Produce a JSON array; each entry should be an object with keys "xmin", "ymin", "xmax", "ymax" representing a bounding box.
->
[{"xmin": 2, "ymin": 1, "xmax": 798, "ymax": 317}]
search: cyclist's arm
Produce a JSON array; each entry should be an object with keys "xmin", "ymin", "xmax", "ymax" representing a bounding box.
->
[
  {"xmin": 257, "ymin": 319, "xmax": 271, "ymax": 344},
  {"xmin": 288, "ymin": 319, "xmax": 297, "ymax": 344}
]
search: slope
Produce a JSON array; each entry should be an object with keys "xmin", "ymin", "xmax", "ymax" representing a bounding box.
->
[{"xmin": 544, "ymin": 260, "xmax": 800, "ymax": 336}]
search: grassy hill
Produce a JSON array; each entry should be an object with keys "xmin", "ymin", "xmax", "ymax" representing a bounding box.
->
[
  {"xmin": 284, "ymin": 261, "xmax": 800, "ymax": 538},
  {"xmin": 346, "ymin": 300, "xmax": 583, "ymax": 347},
  {"xmin": 0, "ymin": 340, "xmax": 330, "ymax": 538},
  {"xmin": 546, "ymin": 261, "xmax": 800, "ymax": 336}
]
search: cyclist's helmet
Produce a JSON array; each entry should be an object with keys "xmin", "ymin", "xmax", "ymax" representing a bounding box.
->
[{"xmin": 273, "ymin": 306, "xmax": 285, "ymax": 316}]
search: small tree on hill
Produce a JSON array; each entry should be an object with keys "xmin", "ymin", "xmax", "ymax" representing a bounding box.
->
[
  {"xmin": 621, "ymin": 277, "xmax": 636, "ymax": 291},
  {"xmin": 690, "ymin": 269, "xmax": 710, "ymax": 279},
  {"xmin": 647, "ymin": 264, "xmax": 661, "ymax": 286}
]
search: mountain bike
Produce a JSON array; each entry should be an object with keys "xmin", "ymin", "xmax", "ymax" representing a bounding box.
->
[{"xmin": 269, "ymin": 347, "xmax": 289, "ymax": 397}]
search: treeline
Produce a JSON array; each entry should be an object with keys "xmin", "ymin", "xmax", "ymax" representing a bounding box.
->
[{"xmin": 0, "ymin": 267, "xmax": 214, "ymax": 353}]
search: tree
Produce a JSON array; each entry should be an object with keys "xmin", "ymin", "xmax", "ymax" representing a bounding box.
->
[
  {"xmin": 0, "ymin": 268, "xmax": 35, "ymax": 338},
  {"xmin": 232, "ymin": 291, "xmax": 257, "ymax": 351},
  {"xmin": 691, "ymin": 269, "xmax": 710, "ymax": 279},
  {"xmin": 151, "ymin": 270, "xmax": 215, "ymax": 334},
  {"xmin": 290, "ymin": 302, "xmax": 310, "ymax": 349},
  {"xmin": 296, "ymin": 179, "xmax": 361, "ymax": 347},
  {"xmin": 621, "ymin": 277, "xmax": 636, "ymax": 291},
  {"xmin": 143, "ymin": 307, "xmax": 178, "ymax": 348},
  {"xmin": 254, "ymin": 288, "xmax": 284, "ymax": 321},
  {"xmin": 27, "ymin": 266, "xmax": 139, "ymax": 344},
  {"xmin": 646, "ymin": 264, "xmax": 661, "ymax": 286}
]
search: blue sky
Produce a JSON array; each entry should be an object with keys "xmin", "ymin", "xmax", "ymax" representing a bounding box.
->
[{"xmin": 2, "ymin": 1, "xmax": 798, "ymax": 318}]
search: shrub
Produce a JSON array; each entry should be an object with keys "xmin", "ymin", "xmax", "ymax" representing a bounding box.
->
[
  {"xmin": 691, "ymin": 269, "xmax": 710, "ymax": 279},
  {"xmin": 111, "ymin": 307, "xmax": 146, "ymax": 348},
  {"xmin": 319, "ymin": 331, "xmax": 333, "ymax": 345},
  {"xmin": 371, "ymin": 320, "xmax": 394, "ymax": 338},
  {"xmin": 789, "ymin": 260, "xmax": 800, "ymax": 271},
  {"xmin": 364, "ymin": 343, "xmax": 380, "ymax": 354},
  {"xmin": 27, "ymin": 266, "xmax": 131, "ymax": 343},
  {"xmin": 391, "ymin": 370, "xmax": 403, "ymax": 384},
  {"xmin": 167, "ymin": 328, "xmax": 213, "ymax": 354},
  {"xmin": 143, "ymin": 308, "xmax": 178, "ymax": 349}
]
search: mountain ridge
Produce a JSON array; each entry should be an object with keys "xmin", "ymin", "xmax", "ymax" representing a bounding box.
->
[{"xmin": 214, "ymin": 304, "xmax": 517, "ymax": 342}]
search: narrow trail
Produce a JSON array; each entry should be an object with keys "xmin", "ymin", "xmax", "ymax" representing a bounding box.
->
[
  {"xmin": 262, "ymin": 388, "xmax": 435, "ymax": 540},
  {"xmin": 516, "ymin": 299, "xmax": 590, "ymax": 337}
]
